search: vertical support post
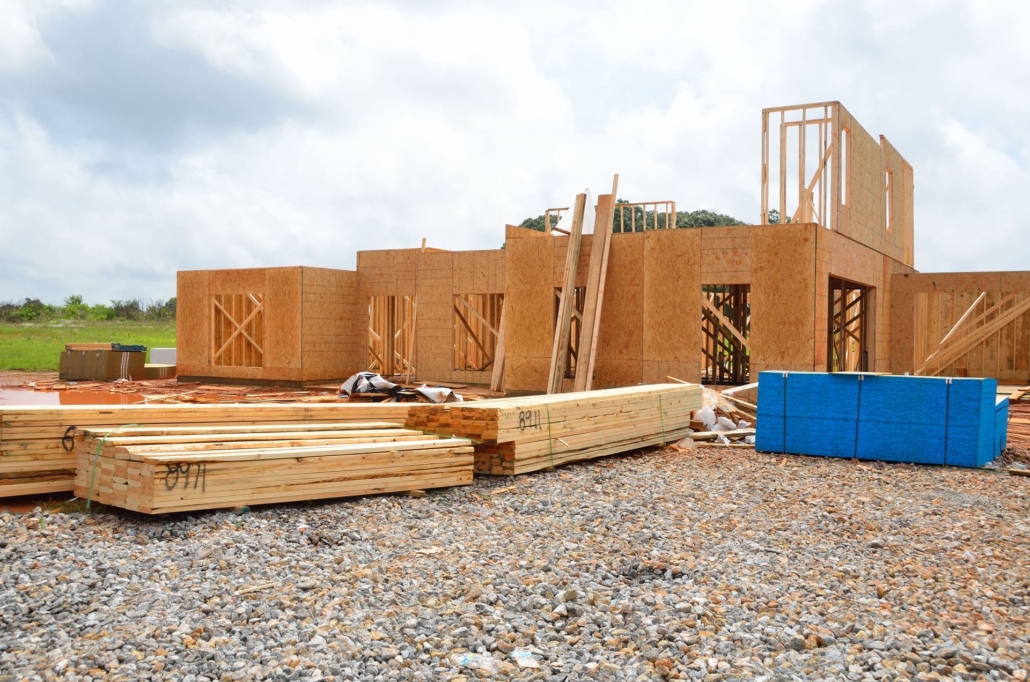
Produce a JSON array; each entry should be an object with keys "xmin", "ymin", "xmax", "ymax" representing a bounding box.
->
[
  {"xmin": 761, "ymin": 111, "xmax": 769, "ymax": 224},
  {"xmin": 799, "ymin": 108, "xmax": 806, "ymax": 221}
]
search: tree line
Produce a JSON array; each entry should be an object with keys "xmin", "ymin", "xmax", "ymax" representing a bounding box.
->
[
  {"xmin": 519, "ymin": 200, "xmax": 749, "ymax": 232},
  {"xmin": 0, "ymin": 296, "xmax": 177, "ymax": 323}
]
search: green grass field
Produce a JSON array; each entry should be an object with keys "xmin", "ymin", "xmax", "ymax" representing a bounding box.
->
[{"xmin": 0, "ymin": 321, "xmax": 177, "ymax": 371}]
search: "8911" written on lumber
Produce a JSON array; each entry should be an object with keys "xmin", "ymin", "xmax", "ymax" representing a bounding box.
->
[
  {"xmin": 163, "ymin": 463, "xmax": 207, "ymax": 492},
  {"xmin": 518, "ymin": 410, "xmax": 543, "ymax": 431}
]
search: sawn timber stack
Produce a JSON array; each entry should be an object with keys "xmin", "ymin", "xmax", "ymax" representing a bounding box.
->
[
  {"xmin": 0, "ymin": 402, "xmax": 410, "ymax": 498},
  {"xmin": 74, "ymin": 422, "xmax": 473, "ymax": 514},
  {"xmin": 407, "ymin": 383, "xmax": 702, "ymax": 475}
]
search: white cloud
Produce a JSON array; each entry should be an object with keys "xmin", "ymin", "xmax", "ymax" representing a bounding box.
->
[
  {"xmin": 1, "ymin": 0, "xmax": 1030, "ymax": 304},
  {"xmin": 0, "ymin": 0, "xmax": 90, "ymax": 73}
]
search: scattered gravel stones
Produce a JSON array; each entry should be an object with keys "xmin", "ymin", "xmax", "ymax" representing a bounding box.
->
[{"xmin": 2, "ymin": 447, "xmax": 1030, "ymax": 680}]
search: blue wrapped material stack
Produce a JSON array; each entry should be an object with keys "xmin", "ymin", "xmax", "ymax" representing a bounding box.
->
[{"xmin": 756, "ymin": 372, "xmax": 1006, "ymax": 467}]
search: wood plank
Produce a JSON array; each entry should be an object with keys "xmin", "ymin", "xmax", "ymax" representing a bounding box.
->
[
  {"xmin": 575, "ymin": 175, "xmax": 620, "ymax": 392},
  {"xmin": 547, "ymin": 192, "xmax": 588, "ymax": 394}
]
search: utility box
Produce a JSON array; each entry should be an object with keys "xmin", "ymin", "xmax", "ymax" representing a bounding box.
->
[{"xmin": 150, "ymin": 348, "xmax": 177, "ymax": 365}]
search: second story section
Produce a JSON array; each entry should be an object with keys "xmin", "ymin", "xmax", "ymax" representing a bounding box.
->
[{"xmin": 761, "ymin": 101, "xmax": 914, "ymax": 267}]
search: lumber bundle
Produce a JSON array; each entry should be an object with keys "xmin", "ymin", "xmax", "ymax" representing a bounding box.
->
[
  {"xmin": 407, "ymin": 383, "xmax": 702, "ymax": 475},
  {"xmin": 74, "ymin": 422, "xmax": 474, "ymax": 514},
  {"xmin": 1008, "ymin": 399, "xmax": 1030, "ymax": 446},
  {"xmin": 0, "ymin": 403, "xmax": 411, "ymax": 498}
]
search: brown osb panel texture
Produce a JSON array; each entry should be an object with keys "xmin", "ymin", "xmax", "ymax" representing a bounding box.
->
[
  {"xmin": 207, "ymin": 268, "xmax": 267, "ymax": 294},
  {"xmin": 700, "ymin": 226, "xmax": 752, "ymax": 284},
  {"xmin": 643, "ymin": 229, "xmax": 701, "ymax": 383},
  {"xmin": 881, "ymin": 136, "xmax": 915, "ymax": 267},
  {"xmin": 414, "ymin": 251, "xmax": 454, "ymax": 383},
  {"xmin": 263, "ymin": 267, "xmax": 303, "ymax": 373},
  {"xmin": 836, "ymin": 104, "xmax": 882, "ymax": 255},
  {"xmin": 503, "ymin": 232, "xmax": 554, "ymax": 391},
  {"xmin": 593, "ymin": 233, "xmax": 644, "ymax": 388},
  {"xmin": 551, "ymin": 235, "xmax": 594, "ymax": 289},
  {"xmin": 300, "ymin": 267, "xmax": 362, "ymax": 379},
  {"xmin": 750, "ymin": 223, "xmax": 818, "ymax": 370},
  {"xmin": 833, "ymin": 104, "xmax": 914, "ymax": 267},
  {"xmin": 176, "ymin": 270, "xmax": 209, "ymax": 368},
  {"xmin": 357, "ymin": 249, "xmax": 418, "ymax": 298},
  {"xmin": 448, "ymin": 250, "xmax": 504, "ymax": 295}
]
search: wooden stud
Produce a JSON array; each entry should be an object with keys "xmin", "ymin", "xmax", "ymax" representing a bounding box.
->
[
  {"xmin": 575, "ymin": 175, "xmax": 620, "ymax": 392},
  {"xmin": 547, "ymin": 193, "xmax": 587, "ymax": 394}
]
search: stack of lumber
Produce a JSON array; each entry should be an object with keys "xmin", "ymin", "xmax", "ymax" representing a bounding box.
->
[
  {"xmin": 756, "ymin": 372, "xmax": 1005, "ymax": 467},
  {"xmin": 1007, "ymin": 395, "xmax": 1030, "ymax": 447},
  {"xmin": 74, "ymin": 421, "xmax": 473, "ymax": 514},
  {"xmin": 407, "ymin": 383, "xmax": 702, "ymax": 475},
  {"xmin": 0, "ymin": 403, "xmax": 410, "ymax": 498}
]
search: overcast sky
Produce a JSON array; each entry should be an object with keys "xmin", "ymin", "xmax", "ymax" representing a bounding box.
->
[{"xmin": 1, "ymin": 0, "xmax": 1028, "ymax": 304}]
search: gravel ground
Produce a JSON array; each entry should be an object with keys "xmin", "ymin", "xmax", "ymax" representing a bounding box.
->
[{"xmin": 2, "ymin": 447, "xmax": 1029, "ymax": 681}]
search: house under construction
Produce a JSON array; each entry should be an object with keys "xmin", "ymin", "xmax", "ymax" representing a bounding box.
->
[{"xmin": 175, "ymin": 101, "xmax": 1030, "ymax": 390}]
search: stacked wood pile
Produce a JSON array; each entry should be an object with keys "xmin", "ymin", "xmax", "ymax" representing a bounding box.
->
[
  {"xmin": 74, "ymin": 422, "xmax": 473, "ymax": 514},
  {"xmin": 1007, "ymin": 388, "xmax": 1029, "ymax": 449},
  {"xmin": 0, "ymin": 403, "xmax": 410, "ymax": 498},
  {"xmin": 407, "ymin": 383, "xmax": 702, "ymax": 475}
]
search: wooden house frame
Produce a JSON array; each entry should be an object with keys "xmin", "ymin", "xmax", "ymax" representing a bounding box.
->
[{"xmin": 176, "ymin": 102, "xmax": 1030, "ymax": 388}]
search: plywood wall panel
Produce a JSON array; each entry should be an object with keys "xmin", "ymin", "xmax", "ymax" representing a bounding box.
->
[
  {"xmin": 502, "ymin": 233, "xmax": 553, "ymax": 391},
  {"xmin": 176, "ymin": 270, "xmax": 209, "ymax": 368},
  {"xmin": 357, "ymin": 249, "xmax": 418, "ymax": 297},
  {"xmin": 700, "ymin": 226, "xmax": 752, "ymax": 283},
  {"xmin": 643, "ymin": 229, "xmax": 700, "ymax": 371},
  {"xmin": 751, "ymin": 224, "xmax": 818, "ymax": 369},
  {"xmin": 300, "ymin": 267, "xmax": 362, "ymax": 378},
  {"xmin": 208, "ymin": 268, "xmax": 267, "ymax": 294},
  {"xmin": 836, "ymin": 104, "xmax": 884, "ymax": 255},
  {"xmin": 550, "ymin": 235, "xmax": 593, "ymax": 289},
  {"xmin": 595, "ymin": 233, "xmax": 644, "ymax": 365},
  {"xmin": 264, "ymin": 267, "xmax": 303, "ymax": 371},
  {"xmin": 415, "ymin": 252, "xmax": 454, "ymax": 382}
]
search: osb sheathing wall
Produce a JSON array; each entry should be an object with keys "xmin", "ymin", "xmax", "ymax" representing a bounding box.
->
[
  {"xmin": 177, "ymin": 267, "xmax": 364, "ymax": 382},
  {"xmin": 890, "ymin": 272, "xmax": 1030, "ymax": 381},
  {"xmin": 750, "ymin": 224, "xmax": 819, "ymax": 374},
  {"xmin": 835, "ymin": 103, "xmax": 915, "ymax": 267},
  {"xmin": 355, "ymin": 247, "xmax": 506, "ymax": 385},
  {"xmin": 301, "ymin": 267, "xmax": 364, "ymax": 380},
  {"xmin": 501, "ymin": 221, "xmax": 910, "ymax": 392}
]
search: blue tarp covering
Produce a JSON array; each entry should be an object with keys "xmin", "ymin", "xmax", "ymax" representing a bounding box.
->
[{"xmin": 755, "ymin": 372, "xmax": 1006, "ymax": 467}]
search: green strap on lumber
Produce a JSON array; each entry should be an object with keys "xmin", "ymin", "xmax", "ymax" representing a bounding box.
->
[{"xmin": 545, "ymin": 403, "xmax": 555, "ymax": 470}]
